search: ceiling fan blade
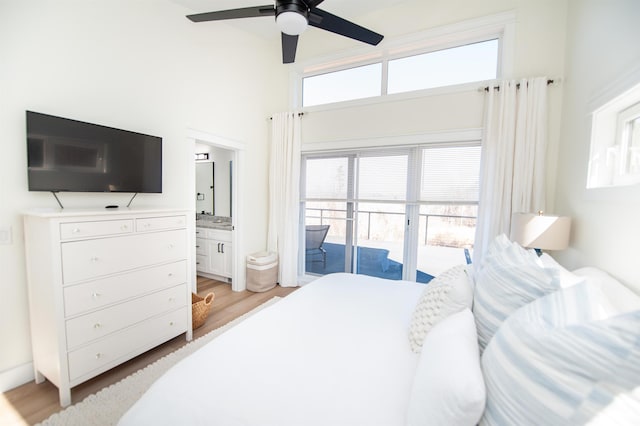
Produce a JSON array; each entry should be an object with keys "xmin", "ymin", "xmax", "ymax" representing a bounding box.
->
[
  {"xmin": 305, "ymin": 0, "xmax": 325, "ymax": 8},
  {"xmin": 309, "ymin": 8, "xmax": 384, "ymax": 46},
  {"xmin": 186, "ymin": 5, "xmax": 275, "ymax": 22},
  {"xmin": 282, "ymin": 33, "xmax": 299, "ymax": 64}
]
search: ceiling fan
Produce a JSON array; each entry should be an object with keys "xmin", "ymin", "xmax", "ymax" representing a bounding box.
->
[{"xmin": 186, "ymin": 0, "xmax": 384, "ymax": 64}]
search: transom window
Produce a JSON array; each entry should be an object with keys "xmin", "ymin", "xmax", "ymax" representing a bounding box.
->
[
  {"xmin": 303, "ymin": 63, "xmax": 382, "ymax": 107},
  {"xmin": 387, "ymin": 39, "xmax": 499, "ymax": 95},
  {"xmin": 301, "ymin": 38, "xmax": 500, "ymax": 108}
]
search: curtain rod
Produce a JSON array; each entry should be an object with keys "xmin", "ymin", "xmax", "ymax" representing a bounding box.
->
[
  {"xmin": 269, "ymin": 112, "xmax": 305, "ymax": 120},
  {"xmin": 480, "ymin": 79, "xmax": 555, "ymax": 92}
]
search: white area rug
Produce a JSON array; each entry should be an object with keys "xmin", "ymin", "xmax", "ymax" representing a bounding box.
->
[{"xmin": 37, "ymin": 297, "xmax": 281, "ymax": 426}]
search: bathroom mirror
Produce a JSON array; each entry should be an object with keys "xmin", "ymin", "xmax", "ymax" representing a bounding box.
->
[
  {"xmin": 195, "ymin": 144, "xmax": 233, "ymax": 217},
  {"xmin": 196, "ymin": 162, "xmax": 214, "ymax": 214}
]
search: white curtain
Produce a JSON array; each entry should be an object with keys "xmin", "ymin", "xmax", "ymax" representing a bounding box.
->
[
  {"xmin": 474, "ymin": 77, "xmax": 549, "ymax": 262},
  {"xmin": 267, "ymin": 112, "xmax": 302, "ymax": 287}
]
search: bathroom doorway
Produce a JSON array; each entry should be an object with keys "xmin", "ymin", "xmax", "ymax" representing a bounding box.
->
[{"xmin": 188, "ymin": 129, "xmax": 246, "ymax": 292}]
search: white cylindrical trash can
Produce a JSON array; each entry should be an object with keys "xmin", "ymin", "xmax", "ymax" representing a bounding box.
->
[{"xmin": 246, "ymin": 251, "xmax": 278, "ymax": 292}]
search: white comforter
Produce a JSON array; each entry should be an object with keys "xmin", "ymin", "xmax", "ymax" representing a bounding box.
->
[{"xmin": 119, "ymin": 273, "xmax": 424, "ymax": 426}]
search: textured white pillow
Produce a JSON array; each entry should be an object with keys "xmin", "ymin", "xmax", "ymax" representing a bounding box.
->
[
  {"xmin": 407, "ymin": 309, "xmax": 486, "ymax": 426},
  {"xmin": 408, "ymin": 265, "xmax": 474, "ymax": 353},
  {"xmin": 480, "ymin": 282, "xmax": 640, "ymax": 425},
  {"xmin": 473, "ymin": 241, "xmax": 559, "ymax": 351}
]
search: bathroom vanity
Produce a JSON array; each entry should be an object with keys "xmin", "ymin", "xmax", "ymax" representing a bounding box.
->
[{"xmin": 195, "ymin": 215, "xmax": 233, "ymax": 281}]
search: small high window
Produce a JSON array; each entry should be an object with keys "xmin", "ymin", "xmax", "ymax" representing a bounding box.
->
[{"xmin": 588, "ymin": 81, "xmax": 640, "ymax": 188}]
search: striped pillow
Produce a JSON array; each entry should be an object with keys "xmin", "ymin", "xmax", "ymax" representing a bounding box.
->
[
  {"xmin": 480, "ymin": 283, "xmax": 640, "ymax": 425},
  {"xmin": 475, "ymin": 233, "xmax": 514, "ymax": 273},
  {"xmin": 473, "ymin": 242, "xmax": 559, "ymax": 351}
]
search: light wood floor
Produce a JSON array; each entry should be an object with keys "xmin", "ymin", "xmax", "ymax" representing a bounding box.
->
[{"xmin": 1, "ymin": 277, "xmax": 297, "ymax": 426}]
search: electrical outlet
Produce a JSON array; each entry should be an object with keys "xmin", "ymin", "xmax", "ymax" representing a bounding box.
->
[{"xmin": 0, "ymin": 226, "xmax": 12, "ymax": 245}]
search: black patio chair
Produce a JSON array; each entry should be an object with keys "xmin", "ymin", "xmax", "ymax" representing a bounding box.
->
[{"xmin": 305, "ymin": 225, "xmax": 330, "ymax": 267}]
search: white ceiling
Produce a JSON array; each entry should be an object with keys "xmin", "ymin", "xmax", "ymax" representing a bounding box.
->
[{"xmin": 169, "ymin": 0, "xmax": 403, "ymax": 41}]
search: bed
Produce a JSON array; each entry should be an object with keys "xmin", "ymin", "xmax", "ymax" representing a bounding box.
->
[{"xmin": 120, "ymin": 235, "xmax": 640, "ymax": 426}]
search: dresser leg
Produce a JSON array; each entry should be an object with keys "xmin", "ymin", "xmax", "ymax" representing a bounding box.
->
[
  {"xmin": 59, "ymin": 387, "xmax": 72, "ymax": 407},
  {"xmin": 34, "ymin": 370, "xmax": 45, "ymax": 384}
]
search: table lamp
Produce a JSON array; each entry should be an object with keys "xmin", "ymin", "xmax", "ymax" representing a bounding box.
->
[{"xmin": 510, "ymin": 211, "xmax": 571, "ymax": 255}]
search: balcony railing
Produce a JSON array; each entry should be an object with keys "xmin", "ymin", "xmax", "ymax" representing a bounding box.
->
[{"xmin": 305, "ymin": 207, "xmax": 476, "ymax": 247}]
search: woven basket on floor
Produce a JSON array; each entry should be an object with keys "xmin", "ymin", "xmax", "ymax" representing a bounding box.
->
[{"xmin": 191, "ymin": 292, "xmax": 215, "ymax": 330}]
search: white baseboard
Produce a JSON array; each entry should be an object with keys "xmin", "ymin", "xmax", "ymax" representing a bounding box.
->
[{"xmin": 0, "ymin": 362, "xmax": 34, "ymax": 393}]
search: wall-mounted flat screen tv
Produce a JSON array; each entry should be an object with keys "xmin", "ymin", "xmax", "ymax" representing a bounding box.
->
[{"xmin": 26, "ymin": 111, "xmax": 162, "ymax": 193}]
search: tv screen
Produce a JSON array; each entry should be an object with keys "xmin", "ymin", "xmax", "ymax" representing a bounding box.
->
[{"xmin": 26, "ymin": 111, "xmax": 162, "ymax": 193}]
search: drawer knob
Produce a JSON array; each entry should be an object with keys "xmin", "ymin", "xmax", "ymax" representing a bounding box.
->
[
  {"xmin": 92, "ymin": 292, "xmax": 101, "ymax": 299},
  {"xmin": 168, "ymin": 297, "xmax": 175, "ymax": 303},
  {"xmin": 94, "ymin": 323, "xmax": 102, "ymax": 329},
  {"xmin": 121, "ymin": 225, "xmax": 128, "ymax": 230},
  {"xmin": 72, "ymin": 228, "xmax": 81, "ymax": 234},
  {"xmin": 95, "ymin": 353, "xmax": 102, "ymax": 359},
  {"xmin": 169, "ymin": 321, "xmax": 175, "ymax": 326},
  {"xmin": 168, "ymin": 244, "xmax": 174, "ymax": 249},
  {"xmin": 168, "ymin": 272, "xmax": 173, "ymax": 277},
  {"xmin": 90, "ymin": 256, "xmax": 99, "ymax": 262}
]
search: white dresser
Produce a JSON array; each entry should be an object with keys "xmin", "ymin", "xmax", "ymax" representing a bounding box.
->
[{"xmin": 23, "ymin": 208, "xmax": 193, "ymax": 407}]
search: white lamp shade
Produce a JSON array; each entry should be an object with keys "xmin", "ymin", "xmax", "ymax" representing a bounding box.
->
[
  {"xmin": 510, "ymin": 213, "xmax": 571, "ymax": 250},
  {"xmin": 276, "ymin": 11, "xmax": 308, "ymax": 35}
]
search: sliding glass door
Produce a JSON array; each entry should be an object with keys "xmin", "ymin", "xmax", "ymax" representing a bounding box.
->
[
  {"xmin": 303, "ymin": 155, "xmax": 354, "ymax": 273},
  {"xmin": 301, "ymin": 142, "xmax": 480, "ymax": 282}
]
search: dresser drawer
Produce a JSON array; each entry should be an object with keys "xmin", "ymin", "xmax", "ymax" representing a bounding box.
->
[
  {"xmin": 60, "ymin": 219, "xmax": 134, "ymax": 240},
  {"xmin": 61, "ymin": 229, "xmax": 187, "ymax": 284},
  {"xmin": 136, "ymin": 215, "xmax": 187, "ymax": 232},
  {"xmin": 67, "ymin": 307, "xmax": 188, "ymax": 382},
  {"xmin": 66, "ymin": 284, "xmax": 187, "ymax": 349},
  {"xmin": 63, "ymin": 261, "xmax": 187, "ymax": 317},
  {"xmin": 195, "ymin": 237, "xmax": 208, "ymax": 255}
]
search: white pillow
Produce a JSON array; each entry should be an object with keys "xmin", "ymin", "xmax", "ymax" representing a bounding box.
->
[
  {"xmin": 537, "ymin": 253, "xmax": 585, "ymax": 288},
  {"xmin": 473, "ymin": 241, "xmax": 559, "ymax": 351},
  {"xmin": 480, "ymin": 282, "xmax": 640, "ymax": 425},
  {"xmin": 407, "ymin": 309, "xmax": 485, "ymax": 426},
  {"xmin": 408, "ymin": 265, "xmax": 474, "ymax": 353},
  {"xmin": 572, "ymin": 267, "xmax": 640, "ymax": 312}
]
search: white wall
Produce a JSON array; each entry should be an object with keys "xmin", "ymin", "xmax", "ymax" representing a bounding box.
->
[
  {"xmin": 554, "ymin": 0, "xmax": 640, "ymax": 291},
  {"xmin": 0, "ymin": 0, "xmax": 286, "ymax": 386}
]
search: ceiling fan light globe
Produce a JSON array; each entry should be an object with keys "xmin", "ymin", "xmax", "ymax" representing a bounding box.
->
[{"xmin": 276, "ymin": 11, "xmax": 308, "ymax": 35}]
